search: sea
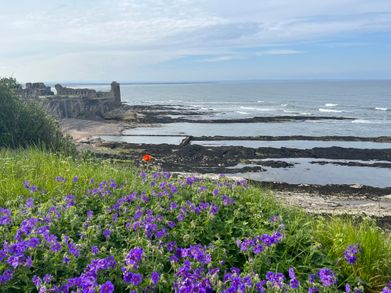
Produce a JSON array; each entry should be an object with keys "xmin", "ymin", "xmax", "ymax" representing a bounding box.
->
[{"xmin": 71, "ymin": 80, "xmax": 391, "ymax": 187}]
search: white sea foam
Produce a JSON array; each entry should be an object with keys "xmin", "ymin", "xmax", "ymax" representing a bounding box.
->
[
  {"xmin": 280, "ymin": 104, "xmax": 288, "ymax": 107},
  {"xmin": 375, "ymin": 107, "xmax": 389, "ymax": 111},
  {"xmin": 319, "ymin": 108, "xmax": 343, "ymax": 113},
  {"xmin": 240, "ymin": 106, "xmax": 275, "ymax": 111},
  {"xmin": 325, "ymin": 103, "xmax": 338, "ymax": 107},
  {"xmin": 257, "ymin": 100, "xmax": 264, "ymax": 103},
  {"xmin": 236, "ymin": 111, "xmax": 249, "ymax": 115},
  {"xmin": 352, "ymin": 119, "xmax": 391, "ymax": 124}
]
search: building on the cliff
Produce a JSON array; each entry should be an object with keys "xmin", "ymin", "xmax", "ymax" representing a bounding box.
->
[{"xmin": 18, "ymin": 82, "xmax": 122, "ymax": 119}]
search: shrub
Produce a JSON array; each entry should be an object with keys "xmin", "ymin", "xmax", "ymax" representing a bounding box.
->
[{"xmin": 0, "ymin": 77, "xmax": 75, "ymax": 154}]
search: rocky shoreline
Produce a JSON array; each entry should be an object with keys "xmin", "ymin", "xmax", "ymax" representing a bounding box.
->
[{"xmin": 59, "ymin": 103, "xmax": 391, "ymax": 227}]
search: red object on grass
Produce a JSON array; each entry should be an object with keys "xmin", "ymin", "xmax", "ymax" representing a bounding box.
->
[{"xmin": 142, "ymin": 154, "xmax": 152, "ymax": 162}]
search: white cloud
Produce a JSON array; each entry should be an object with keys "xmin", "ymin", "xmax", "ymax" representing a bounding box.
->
[
  {"xmin": 0, "ymin": 0, "xmax": 390, "ymax": 80},
  {"xmin": 256, "ymin": 49, "xmax": 303, "ymax": 56}
]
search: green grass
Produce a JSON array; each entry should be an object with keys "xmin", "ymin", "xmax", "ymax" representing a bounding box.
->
[{"xmin": 0, "ymin": 148, "xmax": 390, "ymax": 292}]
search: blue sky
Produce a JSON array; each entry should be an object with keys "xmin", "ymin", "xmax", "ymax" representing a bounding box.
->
[{"xmin": 0, "ymin": 0, "xmax": 390, "ymax": 82}]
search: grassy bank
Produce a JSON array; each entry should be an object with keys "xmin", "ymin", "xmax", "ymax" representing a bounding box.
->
[{"xmin": 0, "ymin": 149, "xmax": 390, "ymax": 292}]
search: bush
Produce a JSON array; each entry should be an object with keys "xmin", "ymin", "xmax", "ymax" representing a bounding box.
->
[{"xmin": 0, "ymin": 77, "xmax": 75, "ymax": 154}]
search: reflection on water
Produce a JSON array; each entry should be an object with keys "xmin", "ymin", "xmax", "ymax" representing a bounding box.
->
[
  {"xmin": 192, "ymin": 140, "xmax": 391, "ymax": 149},
  {"xmin": 233, "ymin": 158, "xmax": 391, "ymax": 187},
  {"xmin": 99, "ymin": 135, "xmax": 185, "ymax": 145}
]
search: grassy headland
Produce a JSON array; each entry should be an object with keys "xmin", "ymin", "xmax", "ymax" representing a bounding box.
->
[{"xmin": 0, "ymin": 149, "xmax": 390, "ymax": 292}]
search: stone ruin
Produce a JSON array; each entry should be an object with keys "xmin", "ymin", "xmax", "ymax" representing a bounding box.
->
[
  {"xmin": 18, "ymin": 82, "xmax": 122, "ymax": 119},
  {"xmin": 19, "ymin": 82, "xmax": 54, "ymax": 99}
]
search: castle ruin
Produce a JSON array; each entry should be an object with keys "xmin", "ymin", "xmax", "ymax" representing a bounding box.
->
[{"xmin": 18, "ymin": 82, "xmax": 122, "ymax": 119}]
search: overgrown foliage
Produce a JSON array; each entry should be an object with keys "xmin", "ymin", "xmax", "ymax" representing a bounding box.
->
[
  {"xmin": 0, "ymin": 77, "xmax": 75, "ymax": 154},
  {"xmin": 0, "ymin": 149, "xmax": 390, "ymax": 292}
]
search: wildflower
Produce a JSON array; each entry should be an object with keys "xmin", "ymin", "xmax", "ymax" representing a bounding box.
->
[
  {"xmin": 0, "ymin": 270, "xmax": 13, "ymax": 285},
  {"xmin": 142, "ymin": 154, "xmax": 152, "ymax": 162},
  {"xmin": 100, "ymin": 281, "xmax": 114, "ymax": 293},
  {"xmin": 72, "ymin": 176, "xmax": 78, "ymax": 182},
  {"xmin": 91, "ymin": 246, "xmax": 100, "ymax": 255},
  {"xmin": 0, "ymin": 208, "xmax": 11, "ymax": 225},
  {"xmin": 344, "ymin": 244, "xmax": 361, "ymax": 265},
  {"xmin": 345, "ymin": 283, "xmax": 351, "ymax": 292},
  {"xmin": 43, "ymin": 274, "xmax": 52, "ymax": 283},
  {"xmin": 32, "ymin": 275, "xmax": 42, "ymax": 287},
  {"xmin": 151, "ymin": 271, "xmax": 160, "ymax": 286},
  {"xmin": 266, "ymin": 271, "xmax": 285, "ymax": 289},
  {"xmin": 55, "ymin": 176, "xmax": 66, "ymax": 182},
  {"xmin": 125, "ymin": 247, "xmax": 144, "ymax": 268},
  {"xmin": 25, "ymin": 198, "xmax": 34, "ymax": 209},
  {"xmin": 103, "ymin": 229, "xmax": 111, "ymax": 239},
  {"xmin": 318, "ymin": 268, "xmax": 337, "ymax": 287}
]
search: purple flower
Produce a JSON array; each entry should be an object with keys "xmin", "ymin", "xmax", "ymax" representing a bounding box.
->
[
  {"xmin": 63, "ymin": 256, "xmax": 70, "ymax": 264},
  {"xmin": 0, "ymin": 208, "xmax": 11, "ymax": 225},
  {"xmin": 32, "ymin": 275, "xmax": 42, "ymax": 287},
  {"xmin": 209, "ymin": 204, "xmax": 219, "ymax": 216},
  {"xmin": 72, "ymin": 176, "xmax": 78, "ymax": 182},
  {"xmin": 213, "ymin": 189, "xmax": 219, "ymax": 196},
  {"xmin": 100, "ymin": 281, "xmax": 114, "ymax": 293},
  {"xmin": 55, "ymin": 176, "xmax": 66, "ymax": 182},
  {"xmin": 43, "ymin": 274, "xmax": 52, "ymax": 283},
  {"xmin": 28, "ymin": 237, "xmax": 40, "ymax": 248},
  {"xmin": 123, "ymin": 272, "xmax": 143, "ymax": 286},
  {"xmin": 91, "ymin": 246, "xmax": 100, "ymax": 255},
  {"xmin": 318, "ymin": 268, "xmax": 337, "ymax": 287},
  {"xmin": 253, "ymin": 244, "xmax": 263, "ymax": 254},
  {"xmin": 25, "ymin": 198, "xmax": 34, "ymax": 208},
  {"xmin": 266, "ymin": 271, "xmax": 285, "ymax": 289},
  {"xmin": 125, "ymin": 247, "xmax": 143, "ymax": 268},
  {"xmin": 103, "ymin": 229, "xmax": 111, "ymax": 239},
  {"xmin": 151, "ymin": 271, "xmax": 160, "ymax": 286},
  {"xmin": 344, "ymin": 244, "xmax": 361, "ymax": 265},
  {"xmin": 290, "ymin": 278, "xmax": 300, "ymax": 289},
  {"xmin": 0, "ymin": 270, "xmax": 13, "ymax": 285}
]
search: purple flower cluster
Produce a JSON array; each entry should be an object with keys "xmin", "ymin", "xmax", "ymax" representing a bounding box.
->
[
  {"xmin": 236, "ymin": 230, "xmax": 284, "ymax": 255},
  {"xmin": 344, "ymin": 244, "xmax": 361, "ymax": 265},
  {"xmin": 125, "ymin": 247, "xmax": 144, "ymax": 269},
  {"xmin": 61, "ymin": 256, "xmax": 116, "ymax": 292},
  {"xmin": 381, "ymin": 282, "xmax": 391, "ymax": 293},
  {"xmin": 0, "ymin": 208, "xmax": 11, "ymax": 225},
  {"xmin": 318, "ymin": 268, "xmax": 337, "ymax": 287}
]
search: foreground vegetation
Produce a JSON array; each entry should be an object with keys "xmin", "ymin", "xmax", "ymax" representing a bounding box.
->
[
  {"xmin": 0, "ymin": 149, "xmax": 390, "ymax": 292},
  {"xmin": 0, "ymin": 77, "xmax": 74, "ymax": 154}
]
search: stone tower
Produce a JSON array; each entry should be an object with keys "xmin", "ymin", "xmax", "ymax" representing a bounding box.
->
[{"xmin": 111, "ymin": 81, "xmax": 121, "ymax": 105}]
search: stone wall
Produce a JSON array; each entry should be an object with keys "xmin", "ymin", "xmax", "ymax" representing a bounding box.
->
[
  {"xmin": 18, "ymin": 82, "xmax": 122, "ymax": 119},
  {"xmin": 39, "ymin": 97, "xmax": 119, "ymax": 119},
  {"xmin": 19, "ymin": 82, "xmax": 54, "ymax": 99}
]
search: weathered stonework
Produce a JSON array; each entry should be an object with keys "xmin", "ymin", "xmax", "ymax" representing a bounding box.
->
[{"xmin": 18, "ymin": 82, "xmax": 122, "ymax": 119}]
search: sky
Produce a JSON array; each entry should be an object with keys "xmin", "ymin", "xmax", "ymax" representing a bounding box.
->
[{"xmin": 0, "ymin": 0, "xmax": 391, "ymax": 82}]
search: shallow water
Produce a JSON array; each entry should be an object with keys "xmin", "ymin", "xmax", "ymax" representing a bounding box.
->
[
  {"xmin": 233, "ymin": 158, "xmax": 391, "ymax": 187},
  {"xmin": 192, "ymin": 140, "xmax": 391, "ymax": 149}
]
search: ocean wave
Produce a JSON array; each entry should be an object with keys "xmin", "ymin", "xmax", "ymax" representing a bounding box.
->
[
  {"xmin": 375, "ymin": 107, "xmax": 389, "ymax": 111},
  {"xmin": 325, "ymin": 103, "xmax": 338, "ymax": 107},
  {"xmin": 280, "ymin": 104, "xmax": 288, "ymax": 107},
  {"xmin": 352, "ymin": 119, "xmax": 391, "ymax": 124},
  {"xmin": 240, "ymin": 106, "xmax": 275, "ymax": 111},
  {"xmin": 257, "ymin": 100, "xmax": 264, "ymax": 103},
  {"xmin": 318, "ymin": 108, "xmax": 343, "ymax": 113},
  {"xmin": 236, "ymin": 111, "xmax": 249, "ymax": 115}
]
